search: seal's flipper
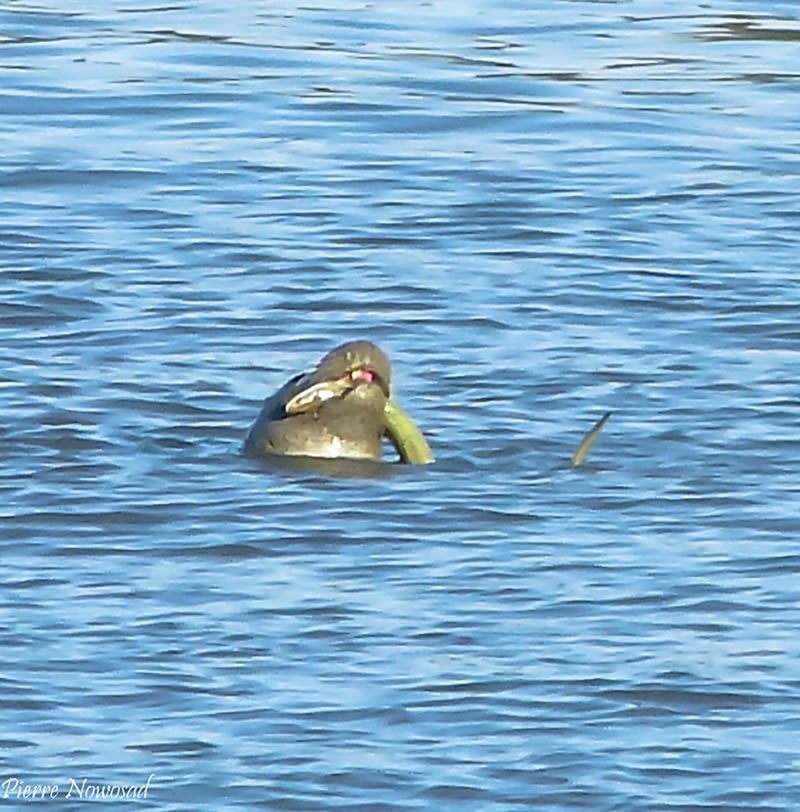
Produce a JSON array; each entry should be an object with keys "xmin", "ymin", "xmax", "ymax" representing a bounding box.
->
[
  {"xmin": 384, "ymin": 400, "xmax": 434, "ymax": 465},
  {"xmin": 570, "ymin": 412, "xmax": 611, "ymax": 467}
]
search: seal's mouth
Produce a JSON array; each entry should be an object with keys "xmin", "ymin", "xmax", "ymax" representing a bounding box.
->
[
  {"xmin": 285, "ymin": 366, "xmax": 388, "ymax": 415},
  {"xmin": 346, "ymin": 366, "xmax": 390, "ymax": 397},
  {"xmin": 348, "ymin": 367, "xmax": 375, "ymax": 385}
]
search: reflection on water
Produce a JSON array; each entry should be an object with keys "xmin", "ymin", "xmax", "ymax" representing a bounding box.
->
[
  {"xmin": 692, "ymin": 14, "xmax": 800, "ymax": 42},
  {"xmin": 3, "ymin": 0, "xmax": 800, "ymax": 809},
  {"xmin": 248, "ymin": 451, "xmax": 403, "ymax": 480}
]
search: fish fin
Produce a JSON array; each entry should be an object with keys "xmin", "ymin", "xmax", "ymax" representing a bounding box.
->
[{"xmin": 570, "ymin": 412, "xmax": 611, "ymax": 467}]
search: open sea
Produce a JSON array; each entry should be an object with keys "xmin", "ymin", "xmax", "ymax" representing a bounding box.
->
[{"xmin": 2, "ymin": 0, "xmax": 800, "ymax": 808}]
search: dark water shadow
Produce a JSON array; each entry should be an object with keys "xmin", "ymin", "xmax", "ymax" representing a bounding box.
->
[
  {"xmin": 242, "ymin": 451, "xmax": 430, "ymax": 481},
  {"xmin": 692, "ymin": 16, "xmax": 800, "ymax": 43}
]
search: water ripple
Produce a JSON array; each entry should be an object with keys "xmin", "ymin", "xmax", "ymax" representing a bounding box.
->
[{"xmin": 2, "ymin": 0, "xmax": 800, "ymax": 809}]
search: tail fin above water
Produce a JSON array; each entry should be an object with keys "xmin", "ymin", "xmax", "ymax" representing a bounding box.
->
[{"xmin": 570, "ymin": 412, "xmax": 611, "ymax": 467}]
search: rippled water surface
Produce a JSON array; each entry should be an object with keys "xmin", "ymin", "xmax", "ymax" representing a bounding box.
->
[{"xmin": 2, "ymin": 0, "xmax": 800, "ymax": 808}]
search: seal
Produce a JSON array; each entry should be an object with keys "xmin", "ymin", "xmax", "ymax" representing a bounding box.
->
[
  {"xmin": 244, "ymin": 340, "xmax": 432, "ymax": 463},
  {"xmin": 243, "ymin": 340, "xmax": 606, "ymax": 467}
]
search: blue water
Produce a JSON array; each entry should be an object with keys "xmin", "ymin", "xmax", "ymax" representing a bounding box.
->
[{"xmin": 2, "ymin": 1, "xmax": 800, "ymax": 809}]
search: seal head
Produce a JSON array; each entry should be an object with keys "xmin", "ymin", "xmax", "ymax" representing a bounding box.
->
[{"xmin": 244, "ymin": 341, "xmax": 391, "ymax": 461}]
